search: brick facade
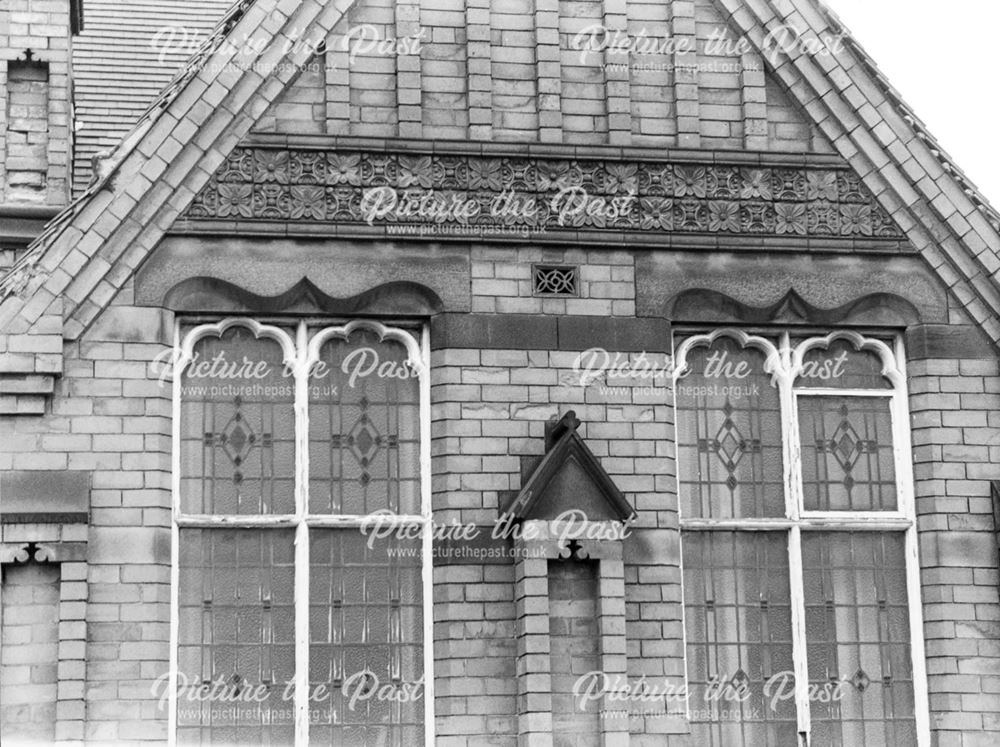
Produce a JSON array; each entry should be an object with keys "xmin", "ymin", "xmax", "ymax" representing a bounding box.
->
[
  {"xmin": 0, "ymin": 562, "xmax": 61, "ymax": 744},
  {"xmin": 908, "ymin": 357, "xmax": 1000, "ymax": 746},
  {"xmin": 5, "ymin": 250, "xmax": 997, "ymax": 744},
  {"xmin": 257, "ymin": 0, "xmax": 833, "ymax": 152},
  {"xmin": 1, "ymin": 0, "xmax": 999, "ymax": 745},
  {"xmin": 0, "ymin": 0, "xmax": 74, "ymax": 206}
]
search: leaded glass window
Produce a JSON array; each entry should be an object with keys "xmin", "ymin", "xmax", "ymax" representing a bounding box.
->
[
  {"xmin": 179, "ymin": 328, "xmax": 296, "ymax": 515},
  {"xmin": 798, "ymin": 397, "xmax": 897, "ymax": 512},
  {"xmin": 675, "ymin": 338, "xmax": 784, "ymax": 520},
  {"xmin": 308, "ymin": 331, "xmax": 421, "ymax": 516},
  {"xmin": 682, "ymin": 532, "xmax": 797, "ymax": 745},
  {"xmin": 802, "ymin": 533, "xmax": 916, "ymax": 745},
  {"xmin": 171, "ymin": 319, "xmax": 430, "ymax": 747},
  {"xmin": 675, "ymin": 330, "xmax": 928, "ymax": 747},
  {"xmin": 177, "ymin": 529, "xmax": 297, "ymax": 744}
]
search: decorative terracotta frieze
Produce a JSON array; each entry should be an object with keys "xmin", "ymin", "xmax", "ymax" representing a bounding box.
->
[{"xmin": 184, "ymin": 146, "xmax": 905, "ymax": 241}]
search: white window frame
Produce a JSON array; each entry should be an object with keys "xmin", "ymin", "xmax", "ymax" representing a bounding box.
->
[
  {"xmin": 673, "ymin": 328, "xmax": 930, "ymax": 747},
  {"xmin": 167, "ymin": 317, "xmax": 434, "ymax": 747}
]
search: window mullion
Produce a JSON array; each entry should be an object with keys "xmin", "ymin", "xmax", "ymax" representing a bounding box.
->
[
  {"xmin": 778, "ymin": 331, "xmax": 812, "ymax": 743},
  {"xmin": 294, "ymin": 320, "xmax": 311, "ymax": 747},
  {"xmin": 787, "ymin": 526, "xmax": 810, "ymax": 745},
  {"xmin": 778, "ymin": 332, "xmax": 800, "ymax": 523}
]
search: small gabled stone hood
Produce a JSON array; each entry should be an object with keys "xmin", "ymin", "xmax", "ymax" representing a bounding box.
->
[{"xmin": 501, "ymin": 411, "xmax": 637, "ymax": 525}]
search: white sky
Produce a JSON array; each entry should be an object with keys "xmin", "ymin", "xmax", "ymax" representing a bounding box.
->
[{"xmin": 828, "ymin": 1, "xmax": 1000, "ymax": 207}]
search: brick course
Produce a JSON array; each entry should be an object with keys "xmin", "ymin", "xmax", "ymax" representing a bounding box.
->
[
  {"xmin": 249, "ymin": 0, "xmax": 833, "ymax": 153},
  {"xmin": 0, "ymin": 562, "xmax": 60, "ymax": 745},
  {"xmin": 908, "ymin": 357, "xmax": 1000, "ymax": 746},
  {"xmin": 0, "ymin": 0, "xmax": 73, "ymax": 206}
]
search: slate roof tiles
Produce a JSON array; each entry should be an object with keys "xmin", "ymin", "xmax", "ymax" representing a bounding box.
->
[{"xmin": 72, "ymin": 0, "xmax": 234, "ymax": 194}]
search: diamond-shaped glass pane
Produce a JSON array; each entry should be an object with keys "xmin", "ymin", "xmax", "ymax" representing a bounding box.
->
[
  {"xmin": 799, "ymin": 396, "xmax": 896, "ymax": 511},
  {"xmin": 850, "ymin": 668, "xmax": 870, "ymax": 692},
  {"xmin": 832, "ymin": 423, "xmax": 861, "ymax": 471},
  {"xmin": 348, "ymin": 416, "xmax": 381, "ymax": 466},
  {"xmin": 179, "ymin": 327, "xmax": 295, "ymax": 515},
  {"xmin": 220, "ymin": 413, "xmax": 256, "ymax": 466},
  {"xmin": 717, "ymin": 427, "xmax": 742, "ymax": 465},
  {"xmin": 676, "ymin": 337, "xmax": 783, "ymax": 520},
  {"xmin": 308, "ymin": 329, "xmax": 420, "ymax": 516}
]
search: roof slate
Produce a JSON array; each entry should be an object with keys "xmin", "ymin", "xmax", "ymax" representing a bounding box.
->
[{"xmin": 72, "ymin": 0, "xmax": 233, "ymax": 194}]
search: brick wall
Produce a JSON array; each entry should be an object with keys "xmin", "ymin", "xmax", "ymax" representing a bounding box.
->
[
  {"xmin": 255, "ymin": 61, "xmax": 326, "ymax": 135},
  {"xmin": 766, "ymin": 78, "xmax": 833, "ymax": 153},
  {"xmin": 433, "ymin": 564, "xmax": 519, "ymax": 744},
  {"xmin": 430, "ymin": 340, "xmax": 682, "ymax": 743},
  {"xmin": 0, "ymin": 284, "xmax": 175, "ymax": 742},
  {"xmin": 471, "ymin": 247, "xmax": 635, "ymax": 316},
  {"xmin": 549, "ymin": 559, "xmax": 600, "ymax": 746},
  {"xmin": 695, "ymin": 0, "xmax": 743, "ymax": 149},
  {"xmin": 5, "ymin": 62, "xmax": 50, "ymax": 201},
  {"xmin": 908, "ymin": 357, "xmax": 1000, "ymax": 747},
  {"xmin": 2, "ymin": 233, "xmax": 999, "ymax": 744},
  {"xmin": 0, "ymin": 245, "xmax": 17, "ymax": 274},
  {"xmin": 421, "ymin": 0, "xmax": 469, "ymax": 137},
  {"xmin": 558, "ymin": 0, "xmax": 608, "ymax": 143},
  {"xmin": 255, "ymin": 0, "xmax": 833, "ymax": 153},
  {"xmin": 0, "ymin": 0, "xmax": 994, "ymax": 740},
  {"xmin": 627, "ymin": 0, "xmax": 675, "ymax": 142},
  {"xmin": 69, "ymin": 323, "xmax": 173, "ymax": 744},
  {"xmin": 0, "ymin": 562, "xmax": 60, "ymax": 745},
  {"xmin": 0, "ymin": 0, "xmax": 73, "ymax": 206},
  {"xmin": 348, "ymin": 0, "xmax": 399, "ymax": 136},
  {"xmin": 489, "ymin": 0, "xmax": 538, "ymax": 139},
  {"xmin": 0, "ymin": 265, "xmax": 997, "ymax": 744}
]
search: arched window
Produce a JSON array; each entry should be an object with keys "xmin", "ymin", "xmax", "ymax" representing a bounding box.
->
[
  {"xmin": 170, "ymin": 319, "xmax": 430, "ymax": 746},
  {"xmin": 674, "ymin": 330, "xmax": 928, "ymax": 747}
]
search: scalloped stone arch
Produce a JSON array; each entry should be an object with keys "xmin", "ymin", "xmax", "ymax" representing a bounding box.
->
[
  {"xmin": 667, "ymin": 288, "xmax": 923, "ymax": 327},
  {"xmin": 162, "ymin": 277, "xmax": 445, "ymax": 317}
]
